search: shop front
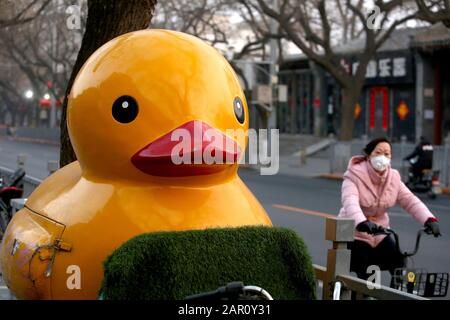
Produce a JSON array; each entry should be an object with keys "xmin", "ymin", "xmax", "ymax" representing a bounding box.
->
[{"xmin": 349, "ymin": 51, "xmax": 416, "ymax": 142}]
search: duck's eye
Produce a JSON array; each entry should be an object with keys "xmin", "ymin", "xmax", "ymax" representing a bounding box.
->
[
  {"xmin": 233, "ymin": 97, "xmax": 245, "ymax": 124},
  {"xmin": 112, "ymin": 95, "xmax": 139, "ymax": 123}
]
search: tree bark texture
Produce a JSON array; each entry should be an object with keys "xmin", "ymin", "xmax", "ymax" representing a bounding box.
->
[
  {"xmin": 60, "ymin": 0, "xmax": 157, "ymax": 167},
  {"xmin": 339, "ymin": 85, "xmax": 363, "ymax": 141}
]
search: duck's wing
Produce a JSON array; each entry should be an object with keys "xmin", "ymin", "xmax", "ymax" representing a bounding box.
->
[{"xmin": 25, "ymin": 161, "xmax": 82, "ymax": 214}]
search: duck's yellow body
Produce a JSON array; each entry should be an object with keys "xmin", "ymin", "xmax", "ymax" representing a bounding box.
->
[{"xmin": 0, "ymin": 30, "xmax": 271, "ymax": 299}]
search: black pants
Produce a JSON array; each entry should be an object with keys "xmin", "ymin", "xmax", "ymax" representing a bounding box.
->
[{"xmin": 348, "ymin": 235, "xmax": 404, "ymax": 281}]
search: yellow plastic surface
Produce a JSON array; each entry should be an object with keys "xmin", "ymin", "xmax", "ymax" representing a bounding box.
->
[{"xmin": 0, "ymin": 30, "xmax": 272, "ymax": 299}]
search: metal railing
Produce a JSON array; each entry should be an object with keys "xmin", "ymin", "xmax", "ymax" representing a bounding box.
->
[
  {"xmin": 334, "ymin": 274, "xmax": 428, "ymax": 300},
  {"xmin": 313, "ymin": 217, "xmax": 428, "ymax": 300}
]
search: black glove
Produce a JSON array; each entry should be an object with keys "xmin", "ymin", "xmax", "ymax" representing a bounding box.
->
[
  {"xmin": 424, "ymin": 219, "xmax": 441, "ymax": 237},
  {"xmin": 356, "ymin": 220, "xmax": 383, "ymax": 235}
]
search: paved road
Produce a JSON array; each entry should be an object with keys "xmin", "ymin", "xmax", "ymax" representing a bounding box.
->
[{"xmin": 0, "ymin": 138, "xmax": 449, "ymax": 298}]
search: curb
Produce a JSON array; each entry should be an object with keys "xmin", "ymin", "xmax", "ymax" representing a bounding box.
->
[
  {"xmin": 239, "ymin": 164, "xmax": 253, "ymax": 170},
  {"xmin": 239, "ymin": 164, "xmax": 261, "ymax": 171},
  {"xmin": 319, "ymin": 173, "xmax": 344, "ymax": 181}
]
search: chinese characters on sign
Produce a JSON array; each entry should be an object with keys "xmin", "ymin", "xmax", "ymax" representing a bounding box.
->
[
  {"xmin": 352, "ymin": 57, "xmax": 407, "ymax": 79},
  {"xmin": 392, "ymin": 58, "xmax": 407, "ymax": 77}
]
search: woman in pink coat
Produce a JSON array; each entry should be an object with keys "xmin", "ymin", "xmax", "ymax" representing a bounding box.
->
[{"xmin": 338, "ymin": 137, "xmax": 441, "ymax": 280}]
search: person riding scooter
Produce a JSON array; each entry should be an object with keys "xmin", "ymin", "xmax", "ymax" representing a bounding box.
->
[{"xmin": 403, "ymin": 136, "xmax": 433, "ymax": 182}]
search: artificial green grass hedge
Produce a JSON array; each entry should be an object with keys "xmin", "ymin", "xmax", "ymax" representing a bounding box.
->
[{"xmin": 100, "ymin": 226, "xmax": 316, "ymax": 300}]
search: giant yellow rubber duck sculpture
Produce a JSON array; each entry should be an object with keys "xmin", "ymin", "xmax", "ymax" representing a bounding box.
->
[{"xmin": 0, "ymin": 30, "xmax": 272, "ymax": 299}]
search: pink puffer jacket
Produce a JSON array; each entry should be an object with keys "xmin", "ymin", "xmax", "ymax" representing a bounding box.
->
[{"xmin": 338, "ymin": 155, "xmax": 436, "ymax": 247}]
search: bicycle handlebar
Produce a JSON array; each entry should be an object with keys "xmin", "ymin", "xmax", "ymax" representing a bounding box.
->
[
  {"xmin": 185, "ymin": 282, "xmax": 273, "ymax": 301},
  {"xmin": 373, "ymin": 227, "xmax": 427, "ymax": 258},
  {"xmin": 185, "ymin": 282, "xmax": 243, "ymax": 301}
]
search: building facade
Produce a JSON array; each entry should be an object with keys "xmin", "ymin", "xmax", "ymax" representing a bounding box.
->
[{"xmin": 277, "ymin": 24, "xmax": 450, "ymax": 144}]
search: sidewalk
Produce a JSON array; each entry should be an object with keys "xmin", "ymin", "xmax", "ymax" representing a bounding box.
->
[
  {"xmin": 241, "ymin": 152, "xmax": 335, "ymax": 178},
  {"xmin": 240, "ymin": 133, "xmax": 450, "ymax": 195},
  {"xmin": 278, "ymin": 154, "xmax": 332, "ymax": 178},
  {"xmin": 0, "ymin": 135, "xmax": 59, "ymax": 146},
  {"xmin": 0, "ymin": 127, "xmax": 60, "ymax": 146}
]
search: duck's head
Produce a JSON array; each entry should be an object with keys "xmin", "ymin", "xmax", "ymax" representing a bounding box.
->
[{"xmin": 68, "ymin": 30, "xmax": 249, "ymax": 184}]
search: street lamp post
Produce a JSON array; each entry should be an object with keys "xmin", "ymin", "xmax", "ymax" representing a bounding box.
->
[{"xmin": 24, "ymin": 89, "xmax": 35, "ymax": 127}]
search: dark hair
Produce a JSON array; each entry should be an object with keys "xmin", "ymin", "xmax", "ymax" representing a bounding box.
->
[{"xmin": 363, "ymin": 137, "xmax": 392, "ymax": 156}]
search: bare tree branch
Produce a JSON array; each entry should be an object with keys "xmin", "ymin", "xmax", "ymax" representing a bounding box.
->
[
  {"xmin": 415, "ymin": 0, "xmax": 450, "ymax": 26},
  {"xmin": 0, "ymin": 0, "xmax": 51, "ymax": 28},
  {"xmin": 255, "ymin": 0, "xmax": 423, "ymax": 140}
]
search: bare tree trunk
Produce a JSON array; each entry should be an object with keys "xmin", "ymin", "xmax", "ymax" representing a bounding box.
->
[
  {"xmin": 339, "ymin": 86, "xmax": 361, "ymax": 141},
  {"xmin": 59, "ymin": 0, "xmax": 157, "ymax": 167}
]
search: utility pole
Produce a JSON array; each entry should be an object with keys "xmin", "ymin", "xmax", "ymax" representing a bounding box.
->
[{"xmin": 268, "ymin": 0, "xmax": 279, "ymax": 130}]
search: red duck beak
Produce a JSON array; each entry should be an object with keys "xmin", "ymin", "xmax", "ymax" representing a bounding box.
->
[{"xmin": 131, "ymin": 120, "xmax": 240, "ymax": 177}]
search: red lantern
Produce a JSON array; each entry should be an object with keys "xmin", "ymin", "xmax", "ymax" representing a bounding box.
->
[{"xmin": 39, "ymin": 98, "xmax": 51, "ymax": 108}]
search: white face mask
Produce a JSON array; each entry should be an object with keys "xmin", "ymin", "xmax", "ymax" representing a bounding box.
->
[{"xmin": 370, "ymin": 155, "xmax": 391, "ymax": 172}]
